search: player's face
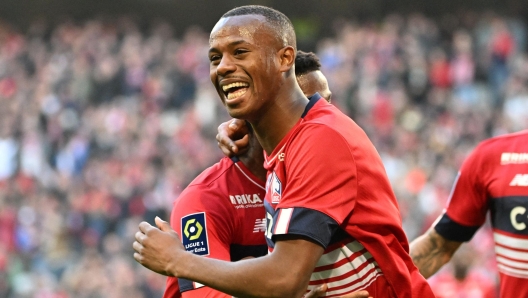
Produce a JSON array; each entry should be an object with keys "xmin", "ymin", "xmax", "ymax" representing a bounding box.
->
[
  {"xmin": 296, "ymin": 70, "xmax": 332, "ymax": 103},
  {"xmin": 209, "ymin": 15, "xmax": 283, "ymax": 120}
]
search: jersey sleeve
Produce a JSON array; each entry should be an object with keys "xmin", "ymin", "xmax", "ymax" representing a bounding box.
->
[
  {"xmin": 434, "ymin": 144, "xmax": 488, "ymax": 242},
  {"xmin": 163, "ymin": 186, "xmax": 234, "ymax": 297},
  {"xmin": 163, "ymin": 278, "xmax": 182, "ymax": 298},
  {"xmin": 272, "ymin": 125, "xmax": 358, "ymax": 247}
]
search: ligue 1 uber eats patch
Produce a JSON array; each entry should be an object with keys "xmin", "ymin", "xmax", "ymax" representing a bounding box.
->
[{"xmin": 181, "ymin": 212, "xmax": 210, "ymax": 256}]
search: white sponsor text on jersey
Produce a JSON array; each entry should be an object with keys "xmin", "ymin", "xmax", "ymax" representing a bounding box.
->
[
  {"xmin": 229, "ymin": 194, "xmax": 263, "ymax": 208},
  {"xmin": 502, "ymin": 152, "xmax": 528, "ymax": 165}
]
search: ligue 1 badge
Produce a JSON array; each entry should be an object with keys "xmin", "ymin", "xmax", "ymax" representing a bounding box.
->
[{"xmin": 181, "ymin": 212, "xmax": 209, "ymax": 256}]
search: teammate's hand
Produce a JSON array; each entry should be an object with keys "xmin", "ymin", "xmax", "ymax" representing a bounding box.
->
[
  {"xmin": 304, "ymin": 284, "xmax": 372, "ymax": 298},
  {"xmin": 133, "ymin": 217, "xmax": 186, "ymax": 276},
  {"xmin": 216, "ymin": 119, "xmax": 250, "ymax": 157}
]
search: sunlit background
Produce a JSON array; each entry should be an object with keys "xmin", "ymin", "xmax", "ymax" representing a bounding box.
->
[{"xmin": 0, "ymin": 0, "xmax": 527, "ymax": 297}]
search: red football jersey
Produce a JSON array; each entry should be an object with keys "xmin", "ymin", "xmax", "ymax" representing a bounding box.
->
[
  {"xmin": 263, "ymin": 94, "xmax": 434, "ymax": 298},
  {"xmin": 164, "ymin": 157, "xmax": 267, "ymax": 298},
  {"xmin": 434, "ymin": 129, "xmax": 528, "ymax": 298}
]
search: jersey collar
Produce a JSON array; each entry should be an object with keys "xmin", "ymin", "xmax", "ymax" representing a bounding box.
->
[{"xmin": 301, "ymin": 92, "xmax": 322, "ymax": 118}]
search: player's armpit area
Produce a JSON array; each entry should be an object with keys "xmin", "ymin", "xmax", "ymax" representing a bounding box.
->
[{"xmin": 409, "ymin": 228, "xmax": 462, "ymax": 279}]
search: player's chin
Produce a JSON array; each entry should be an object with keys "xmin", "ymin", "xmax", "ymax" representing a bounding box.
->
[
  {"xmin": 225, "ymin": 107, "xmax": 246, "ymax": 119},
  {"xmin": 224, "ymin": 100, "xmax": 244, "ymax": 116}
]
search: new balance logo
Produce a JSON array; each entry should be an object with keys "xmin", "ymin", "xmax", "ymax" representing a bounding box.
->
[
  {"xmin": 501, "ymin": 152, "xmax": 528, "ymax": 164},
  {"xmin": 510, "ymin": 174, "xmax": 528, "ymax": 186},
  {"xmin": 229, "ymin": 194, "xmax": 263, "ymax": 208},
  {"xmin": 253, "ymin": 218, "xmax": 266, "ymax": 233}
]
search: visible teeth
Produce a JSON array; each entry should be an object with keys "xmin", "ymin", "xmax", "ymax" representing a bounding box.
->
[
  {"xmin": 222, "ymin": 82, "xmax": 249, "ymax": 92},
  {"xmin": 227, "ymin": 88, "xmax": 247, "ymax": 100}
]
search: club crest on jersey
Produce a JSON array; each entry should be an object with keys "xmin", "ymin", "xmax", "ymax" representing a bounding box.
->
[
  {"xmin": 181, "ymin": 212, "xmax": 209, "ymax": 256},
  {"xmin": 269, "ymin": 172, "xmax": 282, "ymax": 204}
]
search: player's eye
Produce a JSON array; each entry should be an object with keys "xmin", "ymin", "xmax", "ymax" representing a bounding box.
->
[
  {"xmin": 234, "ymin": 49, "xmax": 248, "ymax": 56},
  {"xmin": 209, "ymin": 54, "xmax": 221, "ymax": 64}
]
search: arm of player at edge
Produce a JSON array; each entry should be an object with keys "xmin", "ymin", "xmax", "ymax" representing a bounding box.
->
[
  {"xmin": 134, "ymin": 217, "xmax": 325, "ymax": 298},
  {"xmin": 409, "ymin": 227, "xmax": 463, "ymax": 278}
]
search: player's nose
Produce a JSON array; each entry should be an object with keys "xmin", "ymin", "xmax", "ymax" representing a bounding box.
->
[{"xmin": 216, "ymin": 55, "xmax": 236, "ymax": 76}]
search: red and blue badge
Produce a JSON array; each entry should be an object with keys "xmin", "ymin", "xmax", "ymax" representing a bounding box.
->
[{"xmin": 271, "ymin": 172, "xmax": 282, "ymax": 204}]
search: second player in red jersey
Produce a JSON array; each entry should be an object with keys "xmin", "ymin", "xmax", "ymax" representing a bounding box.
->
[{"xmin": 411, "ymin": 129, "xmax": 528, "ymax": 298}]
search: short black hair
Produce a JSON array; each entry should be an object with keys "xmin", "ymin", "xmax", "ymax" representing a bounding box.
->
[
  {"xmin": 222, "ymin": 5, "xmax": 296, "ymax": 50},
  {"xmin": 295, "ymin": 50, "xmax": 322, "ymax": 76}
]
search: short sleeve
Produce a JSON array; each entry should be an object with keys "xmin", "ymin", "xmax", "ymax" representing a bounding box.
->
[
  {"xmin": 434, "ymin": 146, "xmax": 488, "ymax": 241},
  {"xmin": 271, "ymin": 125, "xmax": 357, "ymax": 247},
  {"xmin": 163, "ymin": 277, "xmax": 182, "ymax": 298},
  {"xmin": 279, "ymin": 124, "xmax": 358, "ymax": 224},
  {"xmin": 164, "ymin": 186, "xmax": 234, "ymax": 296}
]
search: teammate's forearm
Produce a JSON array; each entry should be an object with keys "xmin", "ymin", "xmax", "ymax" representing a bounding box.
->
[
  {"xmin": 409, "ymin": 229, "xmax": 462, "ymax": 278},
  {"xmin": 175, "ymin": 252, "xmax": 309, "ymax": 298}
]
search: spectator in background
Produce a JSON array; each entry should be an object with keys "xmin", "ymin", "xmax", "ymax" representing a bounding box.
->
[{"xmin": 0, "ymin": 17, "xmax": 220, "ymax": 298}]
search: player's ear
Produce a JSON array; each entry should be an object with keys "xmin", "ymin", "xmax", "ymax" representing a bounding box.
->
[{"xmin": 278, "ymin": 46, "xmax": 295, "ymax": 73}]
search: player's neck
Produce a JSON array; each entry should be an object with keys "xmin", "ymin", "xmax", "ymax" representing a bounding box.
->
[
  {"xmin": 238, "ymin": 154, "xmax": 266, "ymax": 182},
  {"xmin": 238, "ymin": 134, "xmax": 266, "ymax": 181},
  {"xmin": 251, "ymin": 87, "xmax": 308, "ymax": 155}
]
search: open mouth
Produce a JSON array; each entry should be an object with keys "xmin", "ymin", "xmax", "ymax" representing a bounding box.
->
[{"xmin": 222, "ymin": 82, "xmax": 249, "ymax": 101}]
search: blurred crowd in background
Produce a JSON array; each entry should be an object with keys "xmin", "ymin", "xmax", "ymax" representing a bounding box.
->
[{"xmin": 0, "ymin": 10, "xmax": 527, "ymax": 298}]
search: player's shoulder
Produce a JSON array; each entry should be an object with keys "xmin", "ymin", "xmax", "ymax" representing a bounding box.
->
[
  {"xmin": 299, "ymin": 108, "xmax": 372, "ymax": 154},
  {"xmin": 288, "ymin": 122, "xmax": 353, "ymax": 159},
  {"xmin": 304, "ymin": 97, "xmax": 355, "ymax": 125},
  {"xmin": 284, "ymin": 95, "xmax": 377, "ymax": 162},
  {"xmin": 186, "ymin": 157, "xmax": 235, "ymax": 189},
  {"xmin": 481, "ymin": 129, "xmax": 528, "ymax": 144},
  {"xmin": 476, "ymin": 129, "xmax": 528, "ymax": 153},
  {"xmin": 303, "ymin": 97, "xmax": 364, "ymax": 138},
  {"xmin": 174, "ymin": 157, "xmax": 235, "ymax": 206},
  {"xmin": 171, "ymin": 161, "xmax": 237, "ymax": 224}
]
